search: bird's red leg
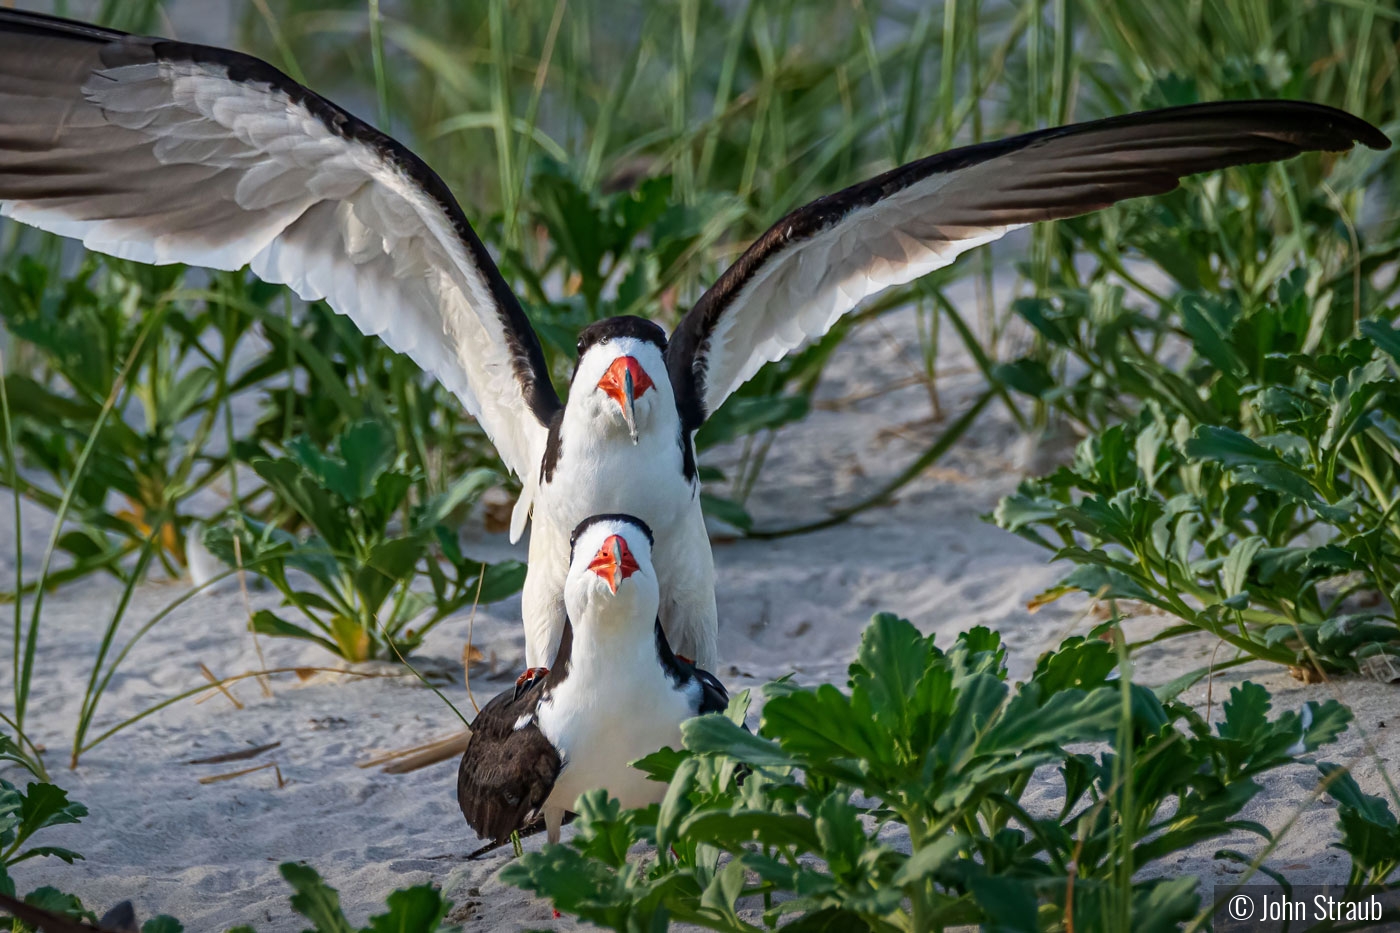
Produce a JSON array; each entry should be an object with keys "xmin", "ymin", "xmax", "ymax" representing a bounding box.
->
[
  {"xmin": 514, "ymin": 666, "xmax": 550, "ymax": 699},
  {"xmin": 516, "ymin": 666, "xmax": 550, "ymax": 686}
]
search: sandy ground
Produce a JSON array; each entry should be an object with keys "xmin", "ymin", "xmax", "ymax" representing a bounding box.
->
[{"xmin": 1, "ymin": 265, "xmax": 1397, "ymax": 932}]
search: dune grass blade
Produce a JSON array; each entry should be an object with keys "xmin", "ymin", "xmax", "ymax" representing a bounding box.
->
[
  {"xmin": 13, "ymin": 308, "xmax": 164, "ymax": 734},
  {"xmin": 75, "ymin": 667, "xmax": 381, "ymax": 759},
  {"xmin": 70, "ymin": 529, "xmax": 162, "ymax": 769},
  {"xmin": 750, "ymin": 387, "xmax": 995, "ymax": 539},
  {"xmin": 1, "ymin": 349, "xmax": 25, "ymax": 741},
  {"xmin": 367, "ymin": 0, "xmax": 391, "ymax": 128},
  {"xmin": 68, "ymin": 558, "xmax": 288, "ymax": 768}
]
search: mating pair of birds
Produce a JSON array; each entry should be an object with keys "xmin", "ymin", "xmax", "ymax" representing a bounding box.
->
[{"xmin": 0, "ymin": 9, "xmax": 1389, "ymax": 848}]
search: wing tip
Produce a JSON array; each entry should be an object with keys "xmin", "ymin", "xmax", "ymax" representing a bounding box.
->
[{"xmin": 1218, "ymin": 98, "xmax": 1388, "ymax": 152}]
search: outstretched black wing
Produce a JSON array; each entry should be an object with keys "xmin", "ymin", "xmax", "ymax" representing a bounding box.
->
[
  {"xmin": 666, "ymin": 100, "xmax": 1389, "ymax": 430},
  {"xmin": 0, "ymin": 8, "xmax": 560, "ymax": 531}
]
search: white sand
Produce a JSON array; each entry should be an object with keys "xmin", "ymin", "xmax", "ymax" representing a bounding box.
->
[{"xmin": 2, "ymin": 271, "xmax": 1397, "ymax": 931}]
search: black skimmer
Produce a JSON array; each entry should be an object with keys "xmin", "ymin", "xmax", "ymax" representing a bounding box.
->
[
  {"xmin": 457, "ymin": 514, "xmax": 728, "ymax": 845},
  {"xmin": 0, "ymin": 9, "xmax": 1389, "ymax": 672}
]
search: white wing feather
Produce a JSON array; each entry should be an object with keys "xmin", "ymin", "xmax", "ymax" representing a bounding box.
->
[
  {"xmin": 696, "ymin": 169, "xmax": 1018, "ymax": 411},
  {"xmin": 0, "ymin": 51, "xmax": 551, "ymax": 494}
]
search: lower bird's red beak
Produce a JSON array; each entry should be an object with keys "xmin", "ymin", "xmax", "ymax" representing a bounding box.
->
[{"xmin": 587, "ymin": 534, "xmax": 640, "ymax": 593}]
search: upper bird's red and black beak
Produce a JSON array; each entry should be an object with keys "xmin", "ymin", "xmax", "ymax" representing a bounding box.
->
[
  {"xmin": 587, "ymin": 534, "xmax": 640, "ymax": 594},
  {"xmin": 596, "ymin": 356, "xmax": 654, "ymax": 444}
]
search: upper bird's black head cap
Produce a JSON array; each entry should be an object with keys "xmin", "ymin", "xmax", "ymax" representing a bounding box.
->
[{"xmin": 574, "ymin": 316, "xmax": 668, "ymax": 359}]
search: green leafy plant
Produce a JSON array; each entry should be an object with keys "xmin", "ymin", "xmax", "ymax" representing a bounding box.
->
[
  {"xmin": 1317, "ymin": 763, "xmax": 1400, "ymax": 890},
  {"xmin": 503, "ymin": 614, "xmax": 1353, "ymax": 932},
  {"xmin": 0, "ymin": 779, "xmax": 85, "ymax": 875},
  {"xmin": 0, "ymin": 255, "xmax": 269, "ymax": 587},
  {"xmin": 224, "ymin": 863, "xmax": 457, "ymax": 933},
  {"xmin": 0, "ymin": 862, "xmax": 455, "ymax": 933},
  {"xmin": 0, "ymin": 772, "xmax": 93, "ymax": 932},
  {"xmin": 995, "ymin": 296, "xmax": 1400, "ymax": 674},
  {"xmin": 206, "ymin": 421, "xmax": 525, "ymax": 662}
]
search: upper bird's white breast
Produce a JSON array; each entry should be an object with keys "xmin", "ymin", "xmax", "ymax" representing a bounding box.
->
[{"xmin": 540, "ymin": 419, "xmax": 696, "ymax": 534}]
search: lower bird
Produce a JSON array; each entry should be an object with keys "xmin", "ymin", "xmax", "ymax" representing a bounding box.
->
[{"xmin": 457, "ymin": 514, "xmax": 728, "ymax": 845}]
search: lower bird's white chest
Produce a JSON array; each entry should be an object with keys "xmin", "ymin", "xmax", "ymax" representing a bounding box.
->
[{"xmin": 536, "ymin": 649, "xmax": 697, "ymax": 812}]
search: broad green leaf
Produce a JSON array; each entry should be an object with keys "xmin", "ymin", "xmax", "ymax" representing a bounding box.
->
[
  {"xmin": 142, "ymin": 917, "xmax": 185, "ymax": 933},
  {"xmin": 1060, "ymin": 561, "xmax": 1160, "ymax": 605},
  {"xmin": 655, "ymin": 757, "xmax": 698, "ymax": 855},
  {"xmin": 279, "ymin": 862, "xmax": 355, "ymax": 933},
  {"xmin": 252, "ymin": 457, "xmax": 353, "ymax": 553},
  {"xmin": 698, "ymin": 493, "xmax": 753, "ymax": 533},
  {"xmin": 812, "ymin": 793, "xmax": 870, "ymax": 874},
  {"xmin": 1129, "ymin": 876, "xmax": 1200, "ymax": 933},
  {"xmin": 335, "ymin": 420, "xmax": 399, "ymax": 502},
  {"xmin": 21, "ymin": 887, "xmax": 94, "ymax": 926},
  {"xmin": 355, "ymin": 538, "xmax": 424, "ymax": 613},
  {"xmin": 17, "ymin": 783, "xmax": 86, "ymax": 840},
  {"xmin": 11, "ymin": 845, "xmax": 83, "ymax": 865},
  {"xmin": 1185, "ymin": 425, "xmax": 1293, "ymax": 470},
  {"xmin": 365, "ymin": 885, "xmax": 451, "ymax": 933},
  {"xmin": 682, "ymin": 715, "xmax": 793, "ymax": 768},
  {"xmin": 980, "ymin": 686, "xmax": 1121, "ymax": 754},
  {"xmin": 695, "ymin": 394, "xmax": 809, "ymax": 450},
  {"xmin": 474, "ymin": 561, "xmax": 528, "ymax": 603},
  {"xmin": 1222, "ymin": 535, "xmax": 1264, "ymax": 598},
  {"xmin": 761, "ymin": 685, "xmax": 877, "ymax": 764},
  {"xmin": 1321, "ymin": 359, "xmax": 1388, "ymax": 455},
  {"xmin": 1032, "ymin": 637, "xmax": 1116, "ymax": 695},
  {"xmin": 931, "ymin": 674, "xmax": 1008, "ymax": 776},
  {"xmin": 500, "ymin": 845, "xmax": 634, "ymax": 928},
  {"xmin": 697, "ymin": 856, "xmax": 747, "ymax": 925},
  {"xmin": 328, "ymin": 615, "xmax": 373, "ymax": 662},
  {"xmin": 1318, "ymin": 763, "xmax": 1397, "ymax": 827},
  {"xmin": 890, "ymin": 834, "xmax": 965, "ymax": 885},
  {"xmin": 250, "ymin": 610, "xmax": 339, "ymax": 655},
  {"xmin": 569, "ymin": 790, "xmax": 636, "ymax": 868},
  {"xmin": 414, "ymin": 469, "xmax": 499, "ymax": 531},
  {"xmin": 1179, "ymin": 293, "xmax": 1246, "ymax": 380},
  {"xmin": 993, "ymin": 358, "xmax": 1056, "ymax": 398},
  {"xmin": 679, "ymin": 810, "xmax": 822, "ymax": 852},
  {"xmin": 157, "ymin": 367, "xmax": 215, "ymax": 426},
  {"xmin": 1360, "ymin": 318, "xmax": 1400, "ymax": 365},
  {"xmin": 1216, "ymin": 683, "xmax": 1271, "ymax": 742},
  {"xmin": 969, "ymin": 875, "xmax": 1039, "ymax": 933},
  {"xmin": 1296, "ymin": 701, "xmax": 1352, "ymax": 753},
  {"xmin": 1230, "ymin": 465, "xmax": 1352, "ymax": 523},
  {"xmin": 849, "ymin": 614, "xmax": 930, "ymax": 737}
]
